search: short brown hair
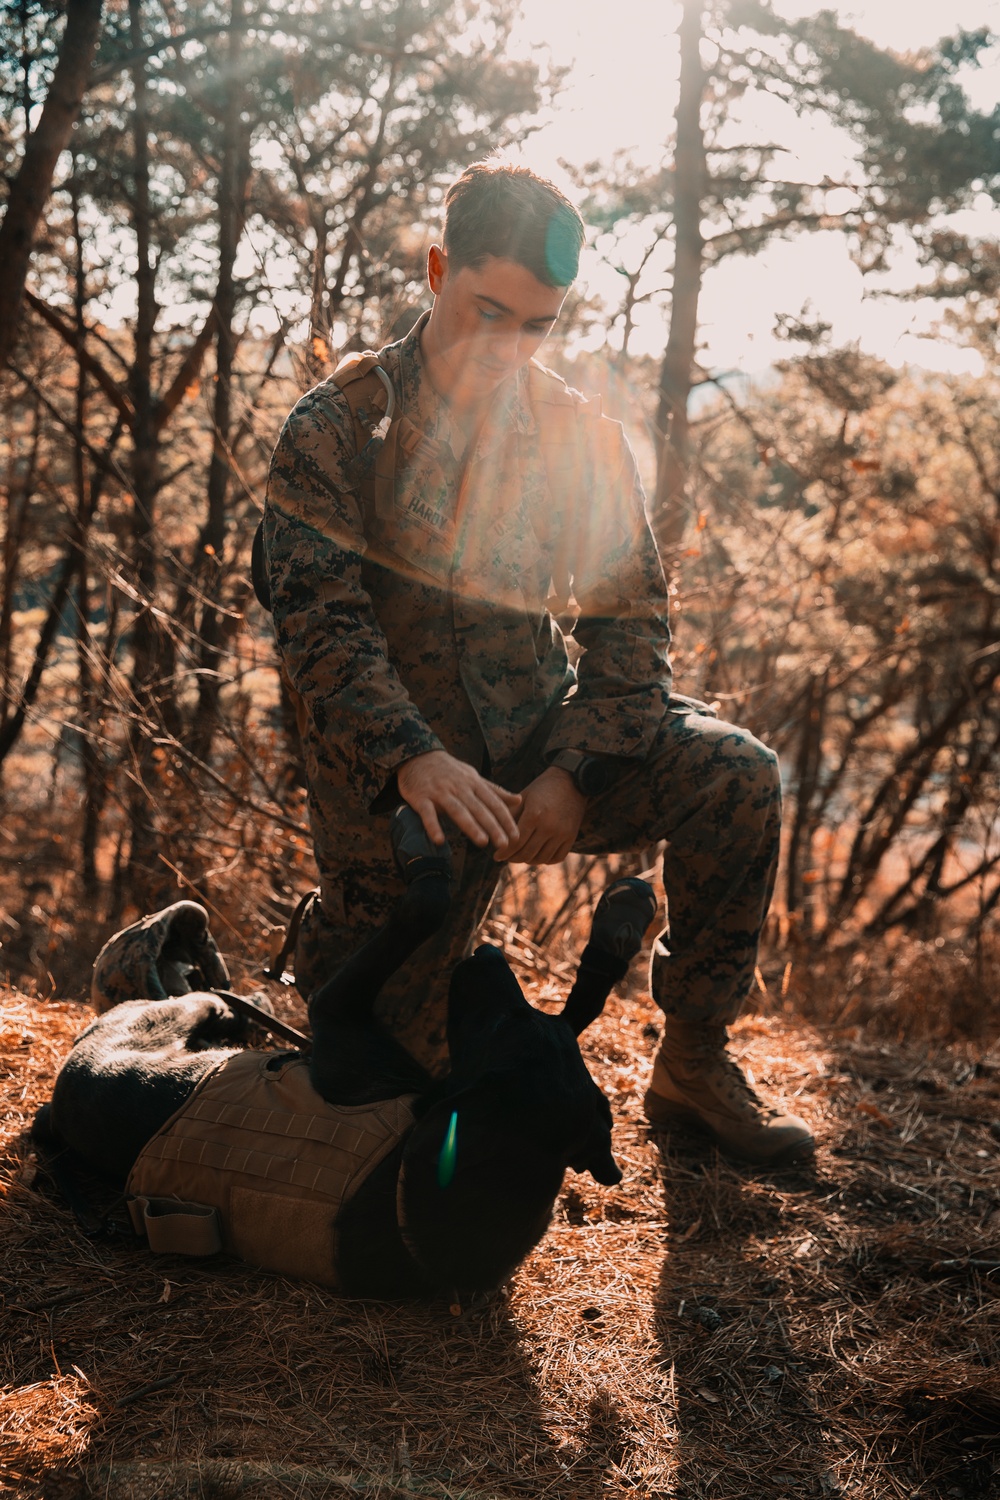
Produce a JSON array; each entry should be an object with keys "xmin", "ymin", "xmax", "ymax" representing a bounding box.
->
[{"xmin": 443, "ymin": 160, "xmax": 585, "ymax": 288}]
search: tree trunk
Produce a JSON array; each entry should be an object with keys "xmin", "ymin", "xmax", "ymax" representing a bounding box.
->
[
  {"xmin": 784, "ymin": 670, "xmax": 827, "ymax": 935},
  {"xmin": 69, "ymin": 167, "xmax": 105, "ymax": 893},
  {"xmin": 326, "ymin": 63, "xmax": 398, "ymax": 324},
  {"xmin": 653, "ymin": 0, "xmax": 705, "ymax": 553},
  {"xmin": 0, "ymin": 0, "xmax": 105, "ymax": 371},
  {"xmin": 191, "ymin": 0, "xmax": 250, "ymax": 760},
  {"xmin": 76, "ymin": 546, "xmax": 103, "ymax": 893},
  {"xmin": 308, "ymin": 212, "xmax": 330, "ymax": 379},
  {"xmin": 0, "ymin": 397, "xmax": 41, "ymax": 736},
  {"xmin": 0, "ymin": 400, "xmax": 124, "ymax": 771},
  {"xmin": 0, "ymin": 195, "xmax": 122, "ymax": 774},
  {"xmin": 125, "ymin": 0, "xmax": 164, "ymax": 899},
  {"xmin": 0, "ymin": 548, "xmax": 78, "ymax": 766}
]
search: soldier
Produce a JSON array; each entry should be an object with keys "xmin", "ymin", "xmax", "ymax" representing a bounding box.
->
[{"xmin": 263, "ymin": 160, "xmax": 814, "ymax": 1165}]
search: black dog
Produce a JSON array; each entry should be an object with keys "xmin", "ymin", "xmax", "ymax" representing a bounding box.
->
[{"xmin": 37, "ymin": 809, "xmax": 655, "ymax": 1299}]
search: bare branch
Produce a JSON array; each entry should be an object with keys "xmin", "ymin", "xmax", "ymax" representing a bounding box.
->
[{"xmin": 24, "ymin": 289, "xmax": 135, "ymax": 426}]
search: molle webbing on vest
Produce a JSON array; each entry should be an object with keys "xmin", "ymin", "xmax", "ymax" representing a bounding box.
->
[{"xmin": 126, "ymin": 1049, "xmax": 416, "ymax": 1287}]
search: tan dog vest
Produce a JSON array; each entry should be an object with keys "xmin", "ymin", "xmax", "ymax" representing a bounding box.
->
[{"xmin": 126, "ymin": 1050, "xmax": 416, "ymax": 1287}]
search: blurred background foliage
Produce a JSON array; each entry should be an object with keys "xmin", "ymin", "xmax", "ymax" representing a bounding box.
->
[{"xmin": 1, "ymin": 0, "xmax": 998, "ymax": 1021}]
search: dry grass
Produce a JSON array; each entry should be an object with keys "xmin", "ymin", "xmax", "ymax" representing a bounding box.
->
[{"xmin": 3, "ymin": 935, "xmax": 1000, "ymax": 1500}]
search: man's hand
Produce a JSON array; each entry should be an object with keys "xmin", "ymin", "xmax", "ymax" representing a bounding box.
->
[
  {"xmin": 397, "ymin": 750, "xmax": 522, "ymax": 852},
  {"xmin": 498, "ymin": 767, "xmax": 587, "ymax": 865}
]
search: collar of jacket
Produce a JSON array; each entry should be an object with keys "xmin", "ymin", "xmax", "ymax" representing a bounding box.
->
[{"xmin": 383, "ymin": 311, "xmax": 539, "ymax": 462}]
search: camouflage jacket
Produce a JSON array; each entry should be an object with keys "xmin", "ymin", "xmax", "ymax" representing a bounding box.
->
[{"xmin": 263, "ymin": 312, "xmax": 672, "ymax": 815}]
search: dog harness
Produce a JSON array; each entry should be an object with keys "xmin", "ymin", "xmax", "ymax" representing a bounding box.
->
[{"xmin": 126, "ymin": 1049, "xmax": 416, "ymax": 1287}]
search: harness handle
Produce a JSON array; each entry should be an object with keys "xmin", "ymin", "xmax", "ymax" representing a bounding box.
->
[{"xmin": 211, "ymin": 989, "xmax": 311, "ymax": 1050}]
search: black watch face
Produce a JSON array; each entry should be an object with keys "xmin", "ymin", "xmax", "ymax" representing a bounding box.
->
[{"xmin": 577, "ymin": 758, "xmax": 610, "ymax": 797}]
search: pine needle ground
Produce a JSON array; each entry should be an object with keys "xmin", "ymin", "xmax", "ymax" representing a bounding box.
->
[{"xmin": 2, "ymin": 951, "xmax": 999, "ymax": 1500}]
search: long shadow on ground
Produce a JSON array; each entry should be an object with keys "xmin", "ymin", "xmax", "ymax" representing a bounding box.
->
[
  {"xmin": 651, "ymin": 1132, "xmax": 841, "ymax": 1500},
  {"xmin": 2, "ymin": 1125, "xmax": 570, "ymax": 1499},
  {"xmin": 649, "ymin": 1020, "xmax": 1000, "ymax": 1500}
]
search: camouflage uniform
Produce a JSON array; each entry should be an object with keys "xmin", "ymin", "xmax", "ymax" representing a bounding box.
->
[{"xmin": 264, "ymin": 313, "xmax": 780, "ymax": 1068}]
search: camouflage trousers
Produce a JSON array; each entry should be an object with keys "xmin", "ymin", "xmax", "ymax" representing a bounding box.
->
[{"xmin": 295, "ymin": 706, "xmax": 781, "ymax": 1071}]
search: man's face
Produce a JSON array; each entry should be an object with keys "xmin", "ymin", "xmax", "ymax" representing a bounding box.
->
[{"xmin": 424, "ymin": 248, "xmax": 568, "ymax": 404}]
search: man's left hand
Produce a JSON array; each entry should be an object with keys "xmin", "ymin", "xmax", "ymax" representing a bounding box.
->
[{"xmin": 496, "ymin": 767, "xmax": 587, "ymax": 864}]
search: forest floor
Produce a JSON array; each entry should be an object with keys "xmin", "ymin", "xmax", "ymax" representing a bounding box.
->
[{"xmin": 2, "ymin": 936, "xmax": 1000, "ymax": 1500}]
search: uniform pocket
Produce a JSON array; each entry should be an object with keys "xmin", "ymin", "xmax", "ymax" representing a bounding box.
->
[{"xmin": 667, "ymin": 691, "xmax": 719, "ymax": 718}]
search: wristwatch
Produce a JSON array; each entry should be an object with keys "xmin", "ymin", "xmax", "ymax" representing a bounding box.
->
[{"xmin": 547, "ymin": 748, "xmax": 612, "ymax": 798}]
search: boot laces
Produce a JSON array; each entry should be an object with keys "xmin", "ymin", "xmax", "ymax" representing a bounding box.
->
[{"xmin": 691, "ymin": 1026, "xmax": 779, "ymax": 1120}]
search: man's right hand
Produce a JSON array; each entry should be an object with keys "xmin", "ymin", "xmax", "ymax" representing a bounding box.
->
[{"xmin": 397, "ymin": 750, "xmax": 522, "ymax": 853}]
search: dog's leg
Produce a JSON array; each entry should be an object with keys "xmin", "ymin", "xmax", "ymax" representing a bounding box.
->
[
  {"xmin": 308, "ymin": 808, "xmax": 451, "ymax": 1104},
  {"xmin": 560, "ymin": 878, "xmax": 657, "ymax": 1036}
]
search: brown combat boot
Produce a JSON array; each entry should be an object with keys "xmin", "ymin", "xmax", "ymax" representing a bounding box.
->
[{"xmin": 644, "ymin": 1019, "xmax": 815, "ymax": 1165}]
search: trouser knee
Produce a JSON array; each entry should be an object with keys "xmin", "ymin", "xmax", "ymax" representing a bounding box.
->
[
  {"xmin": 663, "ymin": 722, "xmax": 781, "ymax": 857},
  {"xmin": 699, "ymin": 728, "xmax": 780, "ymax": 831}
]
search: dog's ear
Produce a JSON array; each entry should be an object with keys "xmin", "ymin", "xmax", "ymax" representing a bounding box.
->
[
  {"xmin": 575, "ymin": 1139, "xmax": 623, "ymax": 1187},
  {"xmin": 568, "ymin": 1096, "xmax": 622, "ymax": 1186}
]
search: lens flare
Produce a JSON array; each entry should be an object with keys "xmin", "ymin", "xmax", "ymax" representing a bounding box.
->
[{"xmin": 437, "ymin": 1109, "xmax": 458, "ymax": 1188}]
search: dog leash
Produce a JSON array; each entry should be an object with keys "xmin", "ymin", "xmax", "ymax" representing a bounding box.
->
[
  {"xmin": 211, "ymin": 989, "xmax": 311, "ymax": 1049},
  {"xmin": 261, "ymin": 887, "xmax": 317, "ymax": 985}
]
